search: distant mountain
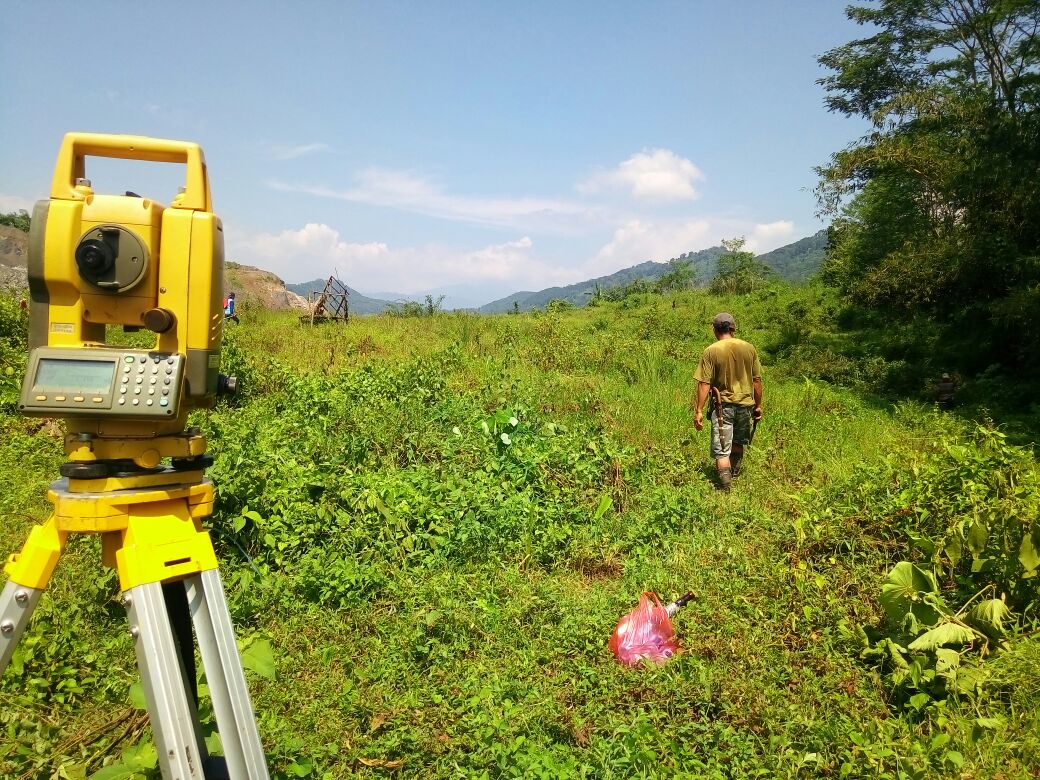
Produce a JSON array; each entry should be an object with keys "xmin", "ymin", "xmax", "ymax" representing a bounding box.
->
[
  {"xmin": 479, "ymin": 231, "xmax": 830, "ymax": 313},
  {"xmin": 286, "ymin": 279, "xmax": 396, "ymax": 315},
  {"xmin": 756, "ymin": 229, "xmax": 828, "ymax": 282},
  {"xmin": 479, "ymin": 245, "xmax": 726, "ymax": 313}
]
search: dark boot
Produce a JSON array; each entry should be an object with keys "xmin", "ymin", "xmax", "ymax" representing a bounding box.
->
[
  {"xmin": 731, "ymin": 452, "xmax": 744, "ymax": 478},
  {"xmin": 717, "ymin": 467, "xmax": 732, "ymax": 491}
]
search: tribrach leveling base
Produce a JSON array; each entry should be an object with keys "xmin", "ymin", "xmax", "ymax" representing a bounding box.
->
[{"xmin": 0, "ymin": 133, "xmax": 269, "ymax": 778}]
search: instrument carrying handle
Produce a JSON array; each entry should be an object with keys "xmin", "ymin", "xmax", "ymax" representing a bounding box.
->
[{"xmin": 50, "ymin": 132, "xmax": 212, "ymax": 212}]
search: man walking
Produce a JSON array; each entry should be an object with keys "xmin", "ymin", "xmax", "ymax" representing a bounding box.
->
[{"xmin": 693, "ymin": 312, "xmax": 763, "ymax": 490}]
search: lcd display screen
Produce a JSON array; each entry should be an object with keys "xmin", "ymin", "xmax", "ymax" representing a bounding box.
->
[{"xmin": 34, "ymin": 358, "xmax": 116, "ymax": 393}]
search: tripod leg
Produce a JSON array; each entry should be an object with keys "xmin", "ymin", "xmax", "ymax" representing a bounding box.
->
[
  {"xmin": 2, "ymin": 516, "xmax": 67, "ymax": 673},
  {"xmin": 187, "ymin": 570, "xmax": 270, "ymax": 779},
  {"xmin": 0, "ymin": 581, "xmax": 44, "ymax": 671},
  {"xmin": 124, "ymin": 581, "xmax": 207, "ymax": 779}
]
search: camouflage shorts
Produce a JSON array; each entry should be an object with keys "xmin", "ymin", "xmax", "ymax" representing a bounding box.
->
[{"xmin": 709, "ymin": 404, "xmax": 754, "ymax": 459}]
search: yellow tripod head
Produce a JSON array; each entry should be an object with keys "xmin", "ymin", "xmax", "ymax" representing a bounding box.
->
[{"xmin": 17, "ymin": 133, "xmax": 230, "ymax": 478}]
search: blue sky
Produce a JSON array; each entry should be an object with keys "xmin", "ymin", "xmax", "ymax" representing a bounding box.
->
[{"xmin": 1, "ymin": 1, "xmax": 867, "ymax": 304}]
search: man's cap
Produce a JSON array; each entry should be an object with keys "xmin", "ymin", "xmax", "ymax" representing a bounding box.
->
[
  {"xmin": 942, "ymin": 373, "xmax": 950, "ymax": 380},
  {"xmin": 712, "ymin": 312, "xmax": 736, "ymax": 330}
]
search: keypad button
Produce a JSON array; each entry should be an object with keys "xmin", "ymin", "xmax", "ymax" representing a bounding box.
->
[
  {"xmin": 166, "ymin": 368, "xmax": 173, "ymax": 375},
  {"xmin": 54, "ymin": 395, "xmax": 66, "ymax": 401},
  {"xmin": 73, "ymin": 396, "xmax": 84, "ymax": 402},
  {"xmin": 120, "ymin": 387, "xmax": 127, "ymax": 394},
  {"xmin": 132, "ymin": 398, "xmax": 140, "ymax": 405},
  {"xmin": 122, "ymin": 377, "xmax": 129, "ymax": 384},
  {"xmin": 124, "ymin": 356, "xmax": 134, "ymax": 364},
  {"xmin": 118, "ymin": 397, "xmax": 126, "ymax": 405},
  {"xmin": 92, "ymin": 397, "xmax": 103, "ymax": 403},
  {"xmin": 159, "ymin": 398, "xmax": 169, "ymax": 407},
  {"xmin": 148, "ymin": 388, "xmax": 155, "ymax": 395},
  {"xmin": 135, "ymin": 377, "xmax": 143, "ymax": 384},
  {"xmin": 147, "ymin": 399, "xmax": 154, "ymax": 406},
  {"xmin": 35, "ymin": 394, "xmax": 47, "ymax": 401},
  {"xmin": 134, "ymin": 388, "xmax": 141, "ymax": 395},
  {"xmin": 162, "ymin": 388, "xmax": 170, "ymax": 396}
]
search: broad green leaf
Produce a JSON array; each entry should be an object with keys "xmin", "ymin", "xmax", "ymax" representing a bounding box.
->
[
  {"xmin": 122, "ymin": 741, "xmax": 157, "ymax": 770},
  {"xmin": 127, "ymin": 681, "xmax": 147, "ymax": 710},
  {"xmin": 975, "ymin": 716, "xmax": 1004, "ymax": 730},
  {"xmin": 967, "ymin": 520, "xmax": 988, "ymax": 557},
  {"xmin": 89, "ymin": 765, "xmax": 141, "ymax": 780},
  {"xmin": 908, "ymin": 621, "xmax": 980, "ymax": 651},
  {"xmin": 880, "ymin": 562, "xmax": 940, "ymax": 623},
  {"xmin": 1019, "ymin": 524, "xmax": 1040, "ymax": 573},
  {"xmin": 240, "ymin": 638, "xmax": 276, "ymax": 680},
  {"xmin": 964, "ymin": 599, "xmax": 1011, "ymax": 640},
  {"xmin": 934, "ymin": 648, "xmax": 960, "ymax": 677},
  {"xmin": 593, "ymin": 494, "xmax": 612, "ymax": 520}
]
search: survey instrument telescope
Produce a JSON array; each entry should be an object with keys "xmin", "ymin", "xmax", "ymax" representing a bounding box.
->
[{"xmin": 19, "ymin": 132, "xmax": 231, "ymax": 477}]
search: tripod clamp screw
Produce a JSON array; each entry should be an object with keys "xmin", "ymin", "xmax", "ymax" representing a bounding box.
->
[
  {"xmin": 129, "ymin": 625, "xmax": 140, "ymax": 639},
  {"xmin": 0, "ymin": 620, "xmax": 13, "ymax": 634},
  {"xmin": 14, "ymin": 590, "xmax": 29, "ymax": 604},
  {"xmin": 121, "ymin": 595, "xmax": 133, "ymax": 608}
]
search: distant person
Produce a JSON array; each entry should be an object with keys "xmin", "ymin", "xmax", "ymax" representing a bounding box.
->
[
  {"xmin": 936, "ymin": 372, "xmax": 957, "ymax": 410},
  {"xmin": 693, "ymin": 312, "xmax": 764, "ymax": 491},
  {"xmin": 224, "ymin": 291, "xmax": 240, "ymax": 324}
]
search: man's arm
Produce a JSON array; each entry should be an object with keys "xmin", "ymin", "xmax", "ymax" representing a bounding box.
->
[
  {"xmin": 752, "ymin": 376, "xmax": 763, "ymax": 420},
  {"xmin": 694, "ymin": 381, "xmax": 710, "ymax": 431}
]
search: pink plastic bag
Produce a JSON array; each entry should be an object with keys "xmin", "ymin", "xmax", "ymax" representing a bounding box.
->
[{"xmin": 609, "ymin": 592, "xmax": 679, "ymax": 666}]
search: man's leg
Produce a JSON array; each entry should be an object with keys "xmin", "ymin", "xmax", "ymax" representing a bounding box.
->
[
  {"xmin": 711, "ymin": 406, "xmax": 733, "ymax": 490},
  {"xmin": 730, "ymin": 407, "xmax": 752, "ymax": 478},
  {"xmin": 730, "ymin": 444, "xmax": 744, "ymax": 477}
]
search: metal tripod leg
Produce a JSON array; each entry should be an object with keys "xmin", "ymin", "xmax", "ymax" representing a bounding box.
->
[
  {"xmin": 0, "ymin": 581, "xmax": 45, "ymax": 670},
  {"xmin": 125, "ymin": 580, "xmax": 209, "ymax": 778},
  {"xmin": 187, "ymin": 570, "xmax": 269, "ymax": 779}
]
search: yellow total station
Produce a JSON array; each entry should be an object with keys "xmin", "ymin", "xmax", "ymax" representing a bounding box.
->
[
  {"xmin": 19, "ymin": 132, "xmax": 233, "ymax": 475},
  {"xmin": 1, "ymin": 134, "xmax": 269, "ymax": 779}
]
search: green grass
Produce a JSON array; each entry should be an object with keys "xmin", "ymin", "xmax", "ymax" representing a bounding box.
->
[{"xmin": 1, "ymin": 287, "xmax": 1038, "ymax": 779}]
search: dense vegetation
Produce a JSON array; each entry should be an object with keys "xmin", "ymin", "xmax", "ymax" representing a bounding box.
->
[
  {"xmin": 817, "ymin": 0, "xmax": 1040, "ymax": 374},
  {"xmin": 1, "ymin": 278, "xmax": 1038, "ymax": 778}
]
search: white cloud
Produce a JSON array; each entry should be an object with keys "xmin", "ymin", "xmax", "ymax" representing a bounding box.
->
[
  {"xmin": 264, "ymin": 142, "xmax": 331, "ymax": 161},
  {"xmin": 745, "ymin": 220, "xmax": 796, "ymax": 253},
  {"xmin": 586, "ymin": 217, "xmax": 714, "ymax": 277},
  {"xmin": 577, "ymin": 149, "xmax": 705, "ymax": 201},
  {"xmin": 0, "ymin": 194, "xmax": 35, "ymax": 213},
  {"xmin": 227, "ymin": 222, "xmax": 570, "ymax": 293},
  {"xmin": 270, "ymin": 169, "xmax": 595, "ymax": 231}
]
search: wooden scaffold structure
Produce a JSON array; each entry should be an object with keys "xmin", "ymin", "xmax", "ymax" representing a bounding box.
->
[{"xmin": 300, "ymin": 276, "xmax": 350, "ymax": 325}]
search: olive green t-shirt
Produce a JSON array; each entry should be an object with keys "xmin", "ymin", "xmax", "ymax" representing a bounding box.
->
[{"xmin": 693, "ymin": 338, "xmax": 762, "ymax": 406}]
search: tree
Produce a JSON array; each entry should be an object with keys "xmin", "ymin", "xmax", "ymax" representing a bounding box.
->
[
  {"xmin": 654, "ymin": 258, "xmax": 695, "ymax": 293},
  {"xmin": 817, "ymin": 0, "xmax": 1040, "ymax": 367},
  {"xmin": 709, "ymin": 237, "xmax": 775, "ymax": 295},
  {"xmin": 0, "ymin": 210, "xmax": 30, "ymax": 232}
]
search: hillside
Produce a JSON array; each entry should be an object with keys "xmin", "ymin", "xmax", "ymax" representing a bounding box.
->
[
  {"xmin": 286, "ymin": 279, "xmax": 396, "ymax": 315},
  {"xmin": 225, "ymin": 262, "xmax": 308, "ymax": 311},
  {"xmin": 0, "ymin": 224, "xmax": 28, "ymax": 292},
  {"xmin": 756, "ymin": 228, "xmax": 828, "ymax": 282},
  {"xmin": 479, "ymin": 232, "xmax": 829, "ymax": 313}
]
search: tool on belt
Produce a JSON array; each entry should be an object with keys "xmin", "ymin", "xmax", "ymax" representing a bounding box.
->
[{"xmin": 710, "ymin": 386, "xmax": 728, "ymax": 453}]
